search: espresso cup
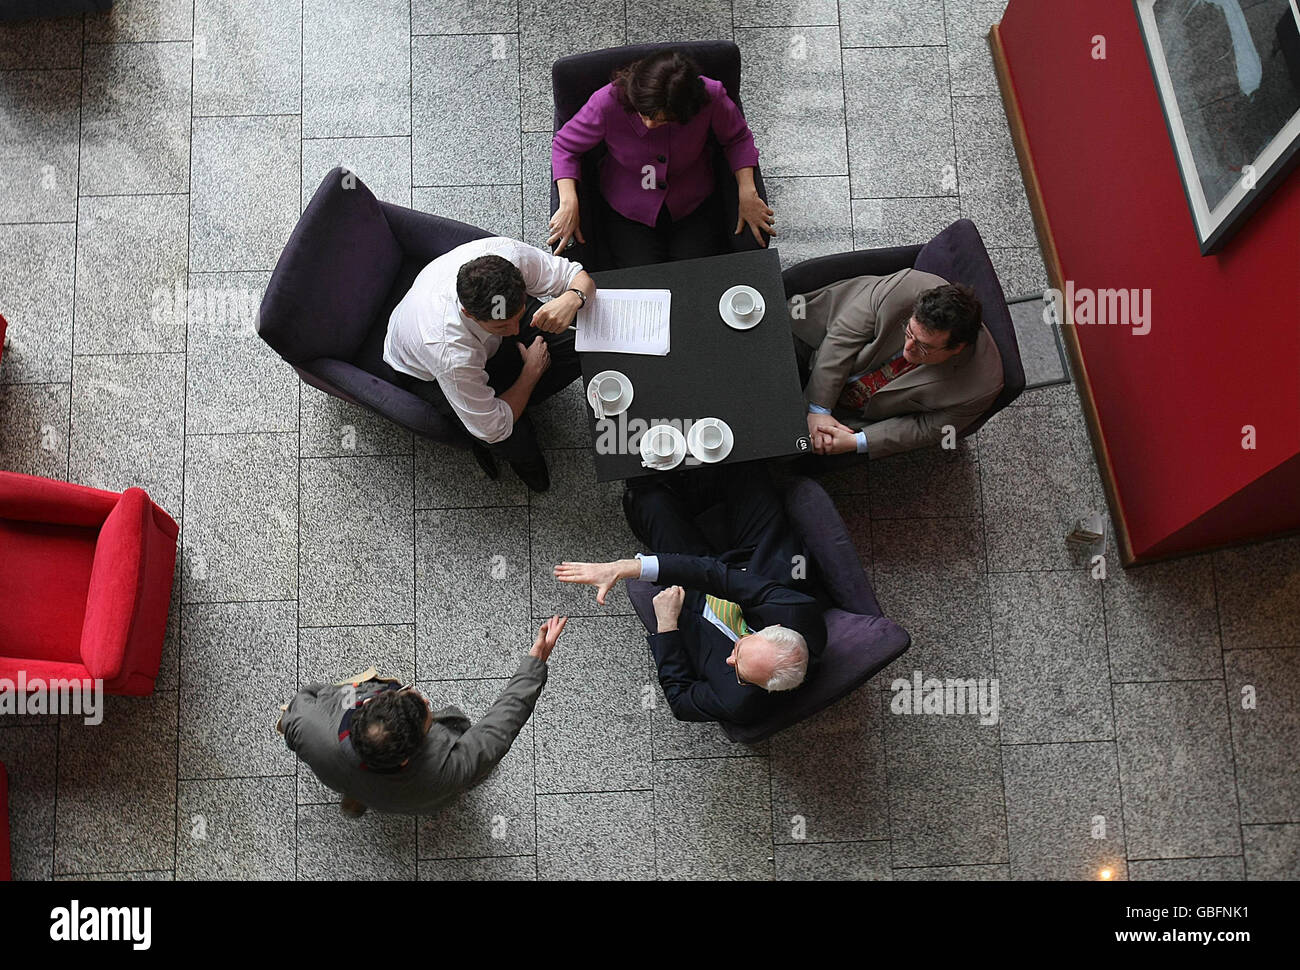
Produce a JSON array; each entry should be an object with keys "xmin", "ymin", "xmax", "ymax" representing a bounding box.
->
[
  {"xmin": 729, "ymin": 290, "xmax": 755, "ymax": 317},
  {"xmin": 652, "ymin": 429, "xmax": 675, "ymax": 458},
  {"xmin": 598, "ymin": 376, "xmax": 622, "ymax": 404},
  {"xmin": 699, "ymin": 422, "xmax": 724, "ymax": 451}
]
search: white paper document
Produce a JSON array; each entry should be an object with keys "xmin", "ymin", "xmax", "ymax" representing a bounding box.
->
[{"xmin": 575, "ymin": 288, "xmax": 671, "ymax": 356}]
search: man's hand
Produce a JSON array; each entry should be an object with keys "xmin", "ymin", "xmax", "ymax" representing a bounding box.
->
[
  {"xmin": 532, "ymin": 292, "xmax": 581, "ymax": 334},
  {"xmin": 807, "ymin": 411, "xmax": 853, "ymax": 455},
  {"xmin": 652, "ymin": 585, "xmax": 685, "ymax": 633},
  {"xmin": 553, "ymin": 558, "xmax": 640, "ymax": 606},
  {"xmin": 735, "ymin": 189, "xmax": 775, "ymax": 246},
  {"xmin": 823, "ymin": 425, "xmax": 861, "ymax": 455},
  {"xmin": 529, "ymin": 615, "xmax": 568, "ymax": 662},
  {"xmin": 517, "ymin": 335, "xmax": 551, "ymax": 378}
]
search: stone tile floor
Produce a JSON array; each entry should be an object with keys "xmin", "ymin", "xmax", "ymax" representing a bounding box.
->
[{"xmin": 1, "ymin": 0, "xmax": 1296, "ymax": 881}]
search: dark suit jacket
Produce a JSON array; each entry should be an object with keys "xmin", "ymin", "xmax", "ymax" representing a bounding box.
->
[{"xmin": 647, "ymin": 552, "xmax": 826, "ymax": 724}]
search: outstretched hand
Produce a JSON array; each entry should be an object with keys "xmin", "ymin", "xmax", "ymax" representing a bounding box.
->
[
  {"xmin": 529, "ymin": 615, "xmax": 568, "ymax": 661},
  {"xmin": 553, "ymin": 559, "xmax": 634, "ymax": 606}
]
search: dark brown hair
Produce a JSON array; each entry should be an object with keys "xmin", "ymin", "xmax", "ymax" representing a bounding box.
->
[
  {"xmin": 611, "ymin": 50, "xmax": 709, "ymax": 123},
  {"xmin": 913, "ymin": 283, "xmax": 983, "ymax": 349}
]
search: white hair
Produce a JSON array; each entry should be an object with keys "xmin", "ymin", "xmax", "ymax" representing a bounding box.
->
[{"xmin": 754, "ymin": 625, "xmax": 809, "ymax": 692}]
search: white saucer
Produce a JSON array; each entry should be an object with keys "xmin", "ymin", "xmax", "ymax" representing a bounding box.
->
[
  {"xmin": 719, "ymin": 285, "xmax": 765, "ymax": 330},
  {"xmin": 587, "ymin": 370, "xmax": 633, "ymax": 417},
  {"xmin": 639, "ymin": 424, "xmax": 687, "ymax": 470},
  {"xmin": 686, "ymin": 417, "xmax": 734, "ymax": 463}
]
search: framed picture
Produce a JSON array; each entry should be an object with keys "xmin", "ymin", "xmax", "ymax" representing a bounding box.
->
[{"xmin": 1135, "ymin": 0, "xmax": 1300, "ymax": 254}]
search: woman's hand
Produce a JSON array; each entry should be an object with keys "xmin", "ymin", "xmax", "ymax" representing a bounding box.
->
[
  {"xmin": 548, "ymin": 198, "xmax": 584, "ymax": 255},
  {"xmin": 735, "ymin": 189, "xmax": 775, "ymax": 247}
]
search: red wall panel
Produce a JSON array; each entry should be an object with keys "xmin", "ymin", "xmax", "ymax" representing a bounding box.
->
[{"xmin": 1000, "ymin": 0, "xmax": 1300, "ymax": 560}]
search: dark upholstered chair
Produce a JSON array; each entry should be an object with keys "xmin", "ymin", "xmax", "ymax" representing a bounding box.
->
[
  {"xmin": 258, "ymin": 168, "xmax": 493, "ymax": 449},
  {"xmin": 626, "ymin": 475, "xmax": 910, "ymax": 744},
  {"xmin": 0, "ymin": 0, "xmax": 110, "ymax": 20},
  {"xmin": 549, "ymin": 40, "xmax": 769, "ymax": 272},
  {"xmin": 782, "ymin": 218, "xmax": 1025, "ymax": 438}
]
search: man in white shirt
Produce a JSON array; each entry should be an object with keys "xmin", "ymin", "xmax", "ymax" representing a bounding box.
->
[{"xmin": 384, "ymin": 237, "xmax": 596, "ymax": 492}]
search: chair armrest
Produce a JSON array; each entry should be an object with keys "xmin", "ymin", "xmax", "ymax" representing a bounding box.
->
[
  {"xmin": 79, "ymin": 488, "xmax": 177, "ymax": 687},
  {"xmin": 378, "ymin": 201, "xmax": 493, "ymax": 267},
  {"xmin": 782, "ymin": 244, "xmax": 923, "ymax": 299},
  {"xmin": 781, "ymin": 475, "xmax": 881, "ymax": 616},
  {"xmin": 304, "ymin": 358, "xmax": 471, "ymax": 446},
  {"xmin": 0, "ymin": 471, "xmax": 120, "ymax": 528}
]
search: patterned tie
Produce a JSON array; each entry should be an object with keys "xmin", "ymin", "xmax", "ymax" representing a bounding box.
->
[
  {"xmin": 705, "ymin": 594, "xmax": 751, "ymax": 640},
  {"xmin": 837, "ymin": 354, "xmax": 919, "ymax": 411}
]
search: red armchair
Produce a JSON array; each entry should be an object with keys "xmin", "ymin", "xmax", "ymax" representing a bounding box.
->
[
  {"xmin": 0, "ymin": 312, "xmax": 7, "ymax": 369},
  {"xmin": 0, "ymin": 472, "xmax": 178, "ymax": 696}
]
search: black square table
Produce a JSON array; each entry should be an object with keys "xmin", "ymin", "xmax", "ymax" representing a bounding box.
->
[{"xmin": 581, "ymin": 248, "xmax": 812, "ymax": 482}]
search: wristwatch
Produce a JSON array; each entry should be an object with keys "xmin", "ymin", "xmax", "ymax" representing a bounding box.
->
[{"xmin": 566, "ymin": 287, "xmax": 587, "ymax": 307}]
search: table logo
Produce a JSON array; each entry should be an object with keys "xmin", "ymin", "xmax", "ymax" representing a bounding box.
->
[{"xmin": 795, "ymin": 435, "xmax": 811, "ymax": 452}]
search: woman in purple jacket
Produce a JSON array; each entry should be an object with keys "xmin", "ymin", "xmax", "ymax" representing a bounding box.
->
[{"xmin": 548, "ymin": 50, "xmax": 776, "ymax": 269}]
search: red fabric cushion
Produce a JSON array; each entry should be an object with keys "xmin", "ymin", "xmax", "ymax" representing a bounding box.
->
[
  {"xmin": 0, "ymin": 762, "xmax": 10, "ymax": 882},
  {"xmin": 79, "ymin": 488, "xmax": 148, "ymax": 682},
  {"xmin": 0, "ymin": 470, "xmax": 118, "ymax": 528},
  {"xmin": 0, "ymin": 518, "xmax": 97, "ymax": 663}
]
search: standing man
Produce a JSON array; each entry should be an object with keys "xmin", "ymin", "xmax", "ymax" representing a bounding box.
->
[
  {"xmin": 384, "ymin": 237, "xmax": 596, "ymax": 492},
  {"xmin": 554, "ymin": 469, "xmax": 826, "ymax": 724},
  {"xmin": 277, "ymin": 616, "xmax": 566, "ymax": 817}
]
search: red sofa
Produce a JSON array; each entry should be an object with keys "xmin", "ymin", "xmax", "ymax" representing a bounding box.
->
[
  {"xmin": 0, "ymin": 472, "xmax": 178, "ymax": 696},
  {"xmin": 0, "ymin": 311, "xmax": 7, "ymax": 368},
  {"xmin": 0, "ymin": 762, "xmax": 9, "ymax": 881}
]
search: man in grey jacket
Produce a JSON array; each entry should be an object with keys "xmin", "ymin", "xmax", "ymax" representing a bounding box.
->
[{"xmin": 277, "ymin": 615, "xmax": 566, "ymax": 816}]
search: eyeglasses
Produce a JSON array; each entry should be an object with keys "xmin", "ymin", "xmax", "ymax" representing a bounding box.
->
[{"xmin": 904, "ymin": 320, "xmax": 945, "ymax": 359}]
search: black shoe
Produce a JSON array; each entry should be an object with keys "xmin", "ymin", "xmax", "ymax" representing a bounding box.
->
[
  {"xmin": 470, "ymin": 441, "xmax": 499, "ymax": 480},
  {"xmin": 511, "ymin": 456, "xmax": 551, "ymax": 493}
]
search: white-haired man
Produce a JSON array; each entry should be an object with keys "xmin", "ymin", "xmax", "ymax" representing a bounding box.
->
[{"xmin": 555, "ymin": 467, "xmax": 826, "ymax": 724}]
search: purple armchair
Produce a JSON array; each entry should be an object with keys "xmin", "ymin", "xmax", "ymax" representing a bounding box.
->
[
  {"xmin": 258, "ymin": 167, "xmax": 493, "ymax": 449},
  {"xmin": 627, "ymin": 474, "xmax": 910, "ymax": 743}
]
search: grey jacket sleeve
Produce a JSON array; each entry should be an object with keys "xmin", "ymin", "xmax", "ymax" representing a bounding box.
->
[
  {"xmin": 861, "ymin": 394, "xmax": 995, "ymax": 458},
  {"xmin": 440, "ymin": 655, "xmax": 548, "ymax": 790},
  {"xmin": 281, "ymin": 683, "xmax": 336, "ymax": 755}
]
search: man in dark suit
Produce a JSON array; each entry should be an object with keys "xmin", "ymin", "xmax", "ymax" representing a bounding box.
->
[{"xmin": 554, "ymin": 468, "xmax": 826, "ymax": 724}]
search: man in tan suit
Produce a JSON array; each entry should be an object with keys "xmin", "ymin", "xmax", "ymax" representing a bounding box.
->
[{"xmin": 791, "ymin": 268, "xmax": 1004, "ymax": 460}]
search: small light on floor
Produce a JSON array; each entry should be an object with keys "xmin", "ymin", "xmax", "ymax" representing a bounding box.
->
[{"xmin": 1098, "ymin": 868, "xmax": 1114, "ymax": 880}]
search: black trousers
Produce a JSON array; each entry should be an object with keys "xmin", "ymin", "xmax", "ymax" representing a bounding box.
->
[
  {"xmin": 623, "ymin": 466, "xmax": 810, "ymax": 588},
  {"xmin": 407, "ymin": 301, "xmax": 582, "ymax": 464},
  {"xmin": 601, "ymin": 196, "xmax": 725, "ymax": 270}
]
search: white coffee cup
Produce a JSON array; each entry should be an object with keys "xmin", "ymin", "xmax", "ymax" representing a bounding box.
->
[
  {"xmin": 652, "ymin": 429, "xmax": 675, "ymax": 458},
  {"xmin": 598, "ymin": 376, "xmax": 622, "ymax": 404},
  {"xmin": 699, "ymin": 422, "xmax": 724, "ymax": 451},
  {"xmin": 729, "ymin": 290, "xmax": 755, "ymax": 317}
]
